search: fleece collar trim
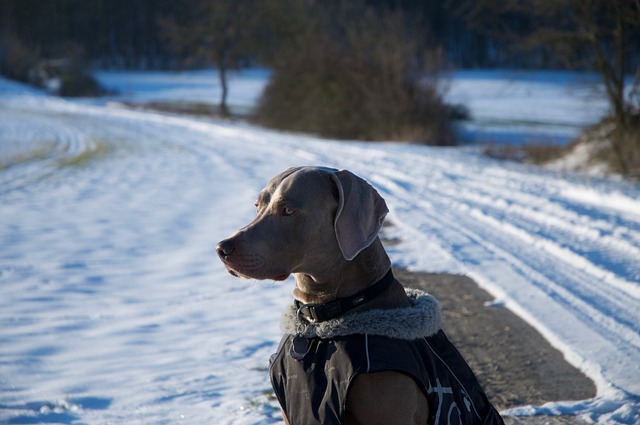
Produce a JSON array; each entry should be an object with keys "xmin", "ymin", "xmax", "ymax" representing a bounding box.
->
[{"xmin": 281, "ymin": 289, "xmax": 442, "ymax": 340}]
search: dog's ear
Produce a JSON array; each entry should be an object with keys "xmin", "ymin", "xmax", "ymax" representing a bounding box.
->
[{"xmin": 330, "ymin": 170, "xmax": 389, "ymax": 261}]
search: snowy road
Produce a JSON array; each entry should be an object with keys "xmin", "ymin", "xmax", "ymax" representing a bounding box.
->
[{"xmin": 1, "ymin": 76, "xmax": 639, "ymax": 424}]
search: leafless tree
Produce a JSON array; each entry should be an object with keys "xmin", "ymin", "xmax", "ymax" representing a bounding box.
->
[
  {"xmin": 526, "ymin": 0, "xmax": 640, "ymax": 174},
  {"xmin": 455, "ymin": 0, "xmax": 640, "ymax": 175},
  {"xmin": 159, "ymin": 0, "xmax": 256, "ymax": 117}
]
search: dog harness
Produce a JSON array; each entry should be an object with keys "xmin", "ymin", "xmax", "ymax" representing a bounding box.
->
[{"xmin": 269, "ymin": 285, "xmax": 504, "ymax": 425}]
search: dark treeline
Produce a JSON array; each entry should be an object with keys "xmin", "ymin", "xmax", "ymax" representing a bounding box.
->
[
  {"xmin": 0, "ymin": 0, "xmax": 177, "ymax": 69},
  {"xmin": 1, "ymin": 0, "xmax": 637, "ymax": 71}
]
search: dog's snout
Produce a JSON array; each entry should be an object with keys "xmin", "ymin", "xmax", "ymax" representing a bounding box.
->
[{"xmin": 216, "ymin": 239, "xmax": 235, "ymax": 259}]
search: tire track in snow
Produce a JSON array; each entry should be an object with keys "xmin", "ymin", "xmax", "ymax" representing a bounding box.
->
[
  {"xmin": 372, "ymin": 169, "xmax": 640, "ymax": 346},
  {"xmin": 422, "ymin": 168, "xmax": 640, "ymax": 291},
  {"xmin": 0, "ymin": 109, "xmax": 98, "ymax": 194}
]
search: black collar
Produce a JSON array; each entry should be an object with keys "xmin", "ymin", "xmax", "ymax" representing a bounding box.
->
[{"xmin": 294, "ymin": 269, "xmax": 395, "ymax": 323}]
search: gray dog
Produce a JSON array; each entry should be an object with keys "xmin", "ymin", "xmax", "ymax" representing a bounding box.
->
[{"xmin": 217, "ymin": 166, "xmax": 504, "ymax": 425}]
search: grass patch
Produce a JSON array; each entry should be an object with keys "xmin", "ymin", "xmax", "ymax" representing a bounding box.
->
[
  {"xmin": 551, "ymin": 114, "xmax": 640, "ymax": 179},
  {"xmin": 246, "ymin": 388, "xmax": 278, "ymax": 407},
  {"xmin": 483, "ymin": 143, "xmax": 569, "ymax": 165},
  {"xmin": 244, "ymin": 387, "xmax": 282, "ymax": 421},
  {"xmin": 0, "ymin": 141, "xmax": 112, "ymax": 171},
  {"xmin": 57, "ymin": 142, "xmax": 111, "ymax": 168},
  {"xmin": 122, "ymin": 101, "xmax": 247, "ymax": 118},
  {"xmin": 0, "ymin": 141, "xmax": 57, "ymax": 170}
]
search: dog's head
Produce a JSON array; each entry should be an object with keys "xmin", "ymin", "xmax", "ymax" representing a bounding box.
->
[{"xmin": 216, "ymin": 166, "xmax": 388, "ymax": 281}]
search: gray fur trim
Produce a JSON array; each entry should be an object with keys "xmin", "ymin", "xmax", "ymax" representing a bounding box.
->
[{"xmin": 281, "ymin": 289, "xmax": 442, "ymax": 340}]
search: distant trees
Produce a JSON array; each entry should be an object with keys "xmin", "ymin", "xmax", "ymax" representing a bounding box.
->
[
  {"xmin": 2, "ymin": 1, "xmax": 638, "ymax": 75},
  {"xmin": 0, "ymin": 0, "xmax": 176, "ymax": 94},
  {"xmin": 2, "ymin": 0, "xmax": 636, "ymax": 75},
  {"xmin": 0, "ymin": 0, "xmax": 175, "ymax": 70}
]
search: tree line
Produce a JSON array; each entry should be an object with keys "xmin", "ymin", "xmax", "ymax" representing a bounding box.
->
[{"xmin": 2, "ymin": 0, "xmax": 637, "ymax": 72}]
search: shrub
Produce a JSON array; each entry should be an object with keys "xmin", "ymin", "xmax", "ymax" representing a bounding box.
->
[
  {"xmin": 57, "ymin": 69, "xmax": 103, "ymax": 97},
  {"xmin": 1, "ymin": 37, "xmax": 103, "ymax": 97},
  {"xmin": 254, "ymin": 4, "xmax": 456, "ymax": 145},
  {"xmin": 0, "ymin": 37, "xmax": 39, "ymax": 83},
  {"xmin": 553, "ymin": 114, "xmax": 640, "ymax": 179},
  {"xmin": 610, "ymin": 113, "xmax": 640, "ymax": 178}
]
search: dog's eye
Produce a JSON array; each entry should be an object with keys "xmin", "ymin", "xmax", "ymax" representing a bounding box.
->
[{"xmin": 282, "ymin": 207, "xmax": 295, "ymax": 216}]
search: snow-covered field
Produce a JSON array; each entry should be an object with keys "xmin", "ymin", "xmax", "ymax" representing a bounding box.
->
[{"xmin": 1, "ymin": 70, "xmax": 639, "ymax": 424}]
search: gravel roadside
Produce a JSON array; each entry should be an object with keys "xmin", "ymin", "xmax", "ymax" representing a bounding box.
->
[{"xmin": 393, "ymin": 268, "xmax": 596, "ymax": 425}]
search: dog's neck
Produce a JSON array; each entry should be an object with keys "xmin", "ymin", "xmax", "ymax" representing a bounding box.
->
[{"xmin": 292, "ymin": 238, "xmax": 410, "ymax": 310}]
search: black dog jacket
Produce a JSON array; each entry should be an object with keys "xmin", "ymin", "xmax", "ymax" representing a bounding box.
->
[{"xmin": 269, "ymin": 289, "xmax": 504, "ymax": 425}]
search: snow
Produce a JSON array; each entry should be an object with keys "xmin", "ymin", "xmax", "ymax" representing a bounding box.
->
[
  {"xmin": 1, "ymin": 69, "xmax": 639, "ymax": 424},
  {"xmin": 93, "ymin": 68, "xmax": 270, "ymax": 115},
  {"xmin": 446, "ymin": 70, "xmax": 610, "ymax": 146}
]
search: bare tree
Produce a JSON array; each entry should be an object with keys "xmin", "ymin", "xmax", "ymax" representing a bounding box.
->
[
  {"xmin": 454, "ymin": 0, "xmax": 640, "ymax": 175},
  {"xmin": 159, "ymin": 0, "xmax": 256, "ymax": 117},
  {"xmin": 524, "ymin": 0, "xmax": 640, "ymax": 175}
]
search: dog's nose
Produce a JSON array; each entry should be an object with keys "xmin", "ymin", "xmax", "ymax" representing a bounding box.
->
[{"xmin": 216, "ymin": 239, "xmax": 235, "ymax": 259}]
